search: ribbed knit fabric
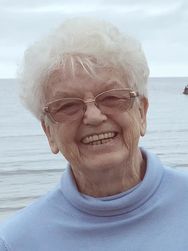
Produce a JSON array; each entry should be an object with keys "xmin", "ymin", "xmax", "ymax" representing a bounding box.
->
[{"xmin": 1, "ymin": 149, "xmax": 188, "ymax": 251}]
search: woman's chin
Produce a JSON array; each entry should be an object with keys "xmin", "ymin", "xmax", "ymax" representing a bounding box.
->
[
  {"xmin": 69, "ymin": 134, "xmax": 131, "ymax": 172},
  {"xmin": 80, "ymin": 148, "xmax": 129, "ymax": 172}
]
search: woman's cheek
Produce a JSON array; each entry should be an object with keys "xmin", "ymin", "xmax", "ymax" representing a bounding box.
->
[
  {"xmin": 59, "ymin": 137, "xmax": 81, "ymax": 166},
  {"xmin": 122, "ymin": 114, "xmax": 141, "ymax": 152}
]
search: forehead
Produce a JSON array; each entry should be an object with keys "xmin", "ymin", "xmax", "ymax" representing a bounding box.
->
[{"xmin": 44, "ymin": 67, "xmax": 128, "ymax": 100}]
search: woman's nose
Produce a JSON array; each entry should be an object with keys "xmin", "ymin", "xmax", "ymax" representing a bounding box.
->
[{"xmin": 83, "ymin": 102, "xmax": 107, "ymax": 126}]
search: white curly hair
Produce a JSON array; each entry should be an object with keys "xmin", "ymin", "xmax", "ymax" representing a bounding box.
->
[{"xmin": 18, "ymin": 17, "xmax": 150, "ymax": 120}]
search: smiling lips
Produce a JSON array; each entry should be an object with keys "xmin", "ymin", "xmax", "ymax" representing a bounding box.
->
[{"xmin": 81, "ymin": 132, "xmax": 117, "ymax": 145}]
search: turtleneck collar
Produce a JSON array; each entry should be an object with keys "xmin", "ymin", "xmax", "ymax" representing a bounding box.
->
[{"xmin": 60, "ymin": 148, "xmax": 164, "ymax": 217}]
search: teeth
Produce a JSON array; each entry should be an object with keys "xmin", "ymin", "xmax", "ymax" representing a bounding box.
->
[{"xmin": 82, "ymin": 132, "xmax": 116, "ymax": 144}]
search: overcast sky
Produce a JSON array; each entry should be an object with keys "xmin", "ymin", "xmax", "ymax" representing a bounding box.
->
[{"xmin": 0, "ymin": 0, "xmax": 187, "ymax": 78}]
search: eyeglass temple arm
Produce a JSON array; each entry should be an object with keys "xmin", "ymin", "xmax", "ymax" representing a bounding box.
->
[{"xmin": 130, "ymin": 91, "xmax": 139, "ymax": 97}]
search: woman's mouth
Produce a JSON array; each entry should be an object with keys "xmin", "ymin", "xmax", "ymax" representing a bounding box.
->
[{"xmin": 81, "ymin": 132, "xmax": 118, "ymax": 145}]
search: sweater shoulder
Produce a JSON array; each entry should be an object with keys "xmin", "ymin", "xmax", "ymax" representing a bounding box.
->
[
  {"xmin": 0, "ymin": 186, "xmax": 61, "ymax": 246},
  {"xmin": 0, "ymin": 236, "xmax": 9, "ymax": 251},
  {"xmin": 162, "ymin": 166, "xmax": 188, "ymax": 194},
  {"xmin": 164, "ymin": 166, "xmax": 188, "ymax": 183}
]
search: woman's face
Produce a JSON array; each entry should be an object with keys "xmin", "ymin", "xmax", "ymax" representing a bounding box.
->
[{"xmin": 42, "ymin": 68, "xmax": 148, "ymax": 178}]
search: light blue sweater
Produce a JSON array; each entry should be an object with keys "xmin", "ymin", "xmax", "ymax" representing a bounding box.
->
[{"xmin": 1, "ymin": 149, "xmax": 188, "ymax": 251}]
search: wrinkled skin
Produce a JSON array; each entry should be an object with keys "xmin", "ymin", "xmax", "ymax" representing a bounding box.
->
[{"xmin": 41, "ymin": 68, "xmax": 148, "ymax": 197}]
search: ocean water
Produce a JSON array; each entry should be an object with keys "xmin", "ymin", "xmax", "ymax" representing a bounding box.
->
[{"xmin": 0, "ymin": 77, "xmax": 188, "ymax": 222}]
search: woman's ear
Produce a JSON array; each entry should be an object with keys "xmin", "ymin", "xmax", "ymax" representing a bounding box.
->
[
  {"xmin": 138, "ymin": 97, "xmax": 149, "ymax": 136},
  {"xmin": 41, "ymin": 119, "xmax": 59, "ymax": 154}
]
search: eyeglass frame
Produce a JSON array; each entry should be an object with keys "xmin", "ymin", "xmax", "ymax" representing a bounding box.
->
[{"xmin": 43, "ymin": 88, "xmax": 139, "ymax": 123}]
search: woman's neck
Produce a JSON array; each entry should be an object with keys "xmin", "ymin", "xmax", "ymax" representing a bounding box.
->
[{"xmin": 72, "ymin": 150, "xmax": 146, "ymax": 198}]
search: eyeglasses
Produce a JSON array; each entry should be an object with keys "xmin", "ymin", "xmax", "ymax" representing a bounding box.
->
[{"xmin": 43, "ymin": 88, "xmax": 139, "ymax": 123}]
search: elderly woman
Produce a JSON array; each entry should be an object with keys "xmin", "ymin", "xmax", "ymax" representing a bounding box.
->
[{"xmin": 1, "ymin": 17, "xmax": 188, "ymax": 251}]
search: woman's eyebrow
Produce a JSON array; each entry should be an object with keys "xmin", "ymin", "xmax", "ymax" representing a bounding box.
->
[
  {"xmin": 52, "ymin": 81, "xmax": 123, "ymax": 99},
  {"xmin": 52, "ymin": 91, "xmax": 76, "ymax": 99},
  {"xmin": 105, "ymin": 80, "xmax": 123, "ymax": 89}
]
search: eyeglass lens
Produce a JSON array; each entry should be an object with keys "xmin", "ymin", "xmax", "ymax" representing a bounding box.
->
[{"xmin": 47, "ymin": 90, "xmax": 135, "ymax": 122}]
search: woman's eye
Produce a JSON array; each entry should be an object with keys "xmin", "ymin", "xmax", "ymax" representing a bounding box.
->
[
  {"xmin": 101, "ymin": 96, "xmax": 120, "ymax": 103},
  {"xmin": 58, "ymin": 102, "xmax": 78, "ymax": 113},
  {"xmin": 62, "ymin": 103, "xmax": 76, "ymax": 109}
]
